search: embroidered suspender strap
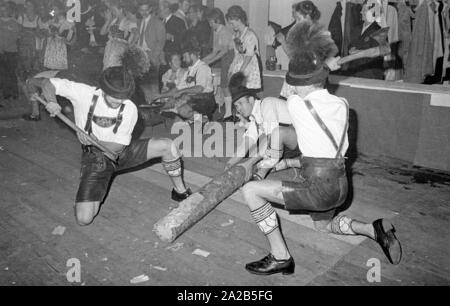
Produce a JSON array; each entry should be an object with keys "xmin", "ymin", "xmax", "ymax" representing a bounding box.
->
[
  {"xmin": 303, "ymin": 99, "xmax": 349, "ymax": 159},
  {"xmin": 84, "ymin": 94, "xmax": 99, "ymax": 134},
  {"xmin": 113, "ymin": 103, "xmax": 126, "ymax": 134}
]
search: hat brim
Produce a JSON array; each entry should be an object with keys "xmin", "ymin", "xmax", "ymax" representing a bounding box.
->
[
  {"xmin": 99, "ymin": 77, "xmax": 135, "ymax": 100},
  {"xmin": 285, "ymin": 67, "xmax": 329, "ymax": 86},
  {"xmin": 231, "ymin": 88, "xmax": 260, "ymax": 103}
]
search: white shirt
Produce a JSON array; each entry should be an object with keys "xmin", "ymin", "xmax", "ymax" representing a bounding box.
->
[
  {"xmin": 244, "ymin": 98, "xmax": 292, "ymax": 142},
  {"xmin": 186, "ymin": 60, "xmax": 214, "ymax": 93},
  {"xmin": 50, "ymin": 78, "xmax": 138, "ymax": 146},
  {"xmin": 287, "ymin": 89, "xmax": 349, "ymax": 158}
]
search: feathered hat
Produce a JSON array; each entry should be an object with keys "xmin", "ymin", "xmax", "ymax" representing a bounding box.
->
[
  {"xmin": 285, "ymin": 20, "xmax": 338, "ymax": 86},
  {"xmin": 228, "ymin": 72, "xmax": 258, "ymax": 103}
]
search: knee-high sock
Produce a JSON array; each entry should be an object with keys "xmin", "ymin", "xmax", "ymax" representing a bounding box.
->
[
  {"xmin": 162, "ymin": 158, "xmax": 182, "ymax": 178},
  {"xmin": 330, "ymin": 215, "xmax": 356, "ymax": 235},
  {"xmin": 251, "ymin": 202, "xmax": 279, "ymax": 236},
  {"xmin": 224, "ymin": 96, "xmax": 232, "ymax": 118}
]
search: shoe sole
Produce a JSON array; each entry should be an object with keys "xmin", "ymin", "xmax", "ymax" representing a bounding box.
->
[{"xmin": 245, "ymin": 267, "xmax": 295, "ymax": 276}]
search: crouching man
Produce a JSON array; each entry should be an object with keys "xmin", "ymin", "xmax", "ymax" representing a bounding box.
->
[
  {"xmin": 30, "ymin": 66, "xmax": 192, "ymax": 226},
  {"xmin": 240, "ymin": 21, "xmax": 402, "ymax": 276}
]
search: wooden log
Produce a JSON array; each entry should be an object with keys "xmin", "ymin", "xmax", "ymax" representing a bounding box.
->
[{"xmin": 153, "ymin": 157, "xmax": 262, "ymax": 243}]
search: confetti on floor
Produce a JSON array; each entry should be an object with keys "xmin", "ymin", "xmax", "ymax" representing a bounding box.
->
[
  {"xmin": 51, "ymin": 226, "xmax": 66, "ymax": 236},
  {"xmin": 130, "ymin": 275, "xmax": 150, "ymax": 284},
  {"xmin": 221, "ymin": 219, "xmax": 235, "ymax": 227},
  {"xmin": 192, "ymin": 249, "xmax": 210, "ymax": 258}
]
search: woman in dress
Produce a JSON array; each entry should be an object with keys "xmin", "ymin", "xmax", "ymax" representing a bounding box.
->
[
  {"xmin": 226, "ymin": 5, "xmax": 262, "ymax": 93},
  {"xmin": 100, "ymin": 0, "xmax": 138, "ymax": 71},
  {"xmin": 42, "ymin": 2, "xmax": 76, "ymax": 71},
  {"xmin": 203, "ymin": 7, "xmax": 235, "ymax": 121}
]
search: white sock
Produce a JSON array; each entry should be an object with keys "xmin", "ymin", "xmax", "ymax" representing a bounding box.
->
[{"xmin": 224, "ymin": 96, "xmax": 232, "ymax": 118}]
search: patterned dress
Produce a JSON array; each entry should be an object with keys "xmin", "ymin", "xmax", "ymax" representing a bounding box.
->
[
  {"xmin": 228, "ymin": 27, "xmax": 262, "ymax": 90},
  {"xmin": 103, "ymin": 18, "xmax": 137, "ymax": 71},
  {"xmin": 43, "ymin": 18, "xmax": 74, "ymax": 70}
]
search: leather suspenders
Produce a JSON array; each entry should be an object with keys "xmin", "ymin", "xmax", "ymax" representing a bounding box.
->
[
  {"xmin": 303, "ymin": 99, "xmax": 349, "ymax": 159},
  {"xmin": 84, "ymin": 94, "xmax": 99, "ymax": 134},
  {"xmin": 84, "ymin": 93, "xmax": 126, "ymax": 135}
]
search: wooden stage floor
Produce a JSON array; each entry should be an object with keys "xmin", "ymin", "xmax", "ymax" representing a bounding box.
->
[{"xmin": 0, "ymin": 116, "xmax": 449, "ymax": 286}]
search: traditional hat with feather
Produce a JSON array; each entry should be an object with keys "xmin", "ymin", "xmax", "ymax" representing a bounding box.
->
[{"xmin": 285, "ymin": 20, "xmax": 338, "ymax": 86}]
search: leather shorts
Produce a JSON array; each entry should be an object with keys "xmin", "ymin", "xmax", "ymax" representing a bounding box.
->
[
  {"xmin": 76, "ymin": 139, "xmax": 150, "ymax": 203},
  {"xmin": 282, "ymin": 157, "xmax": 348, "ymax": 222}
]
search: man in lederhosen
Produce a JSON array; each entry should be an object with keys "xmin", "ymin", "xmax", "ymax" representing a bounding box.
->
[
  {"xmin": 29, "ymin": 66, "xmax": 192, "ymax": 226},
  {"xmin": 239, "ymin": 21, "xmax": 402, "ymax": 276}
]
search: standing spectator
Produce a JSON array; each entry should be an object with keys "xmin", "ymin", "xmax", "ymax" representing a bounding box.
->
[
  {"xmin": 17, "ymin": 0, "xmax": 41, "ymax": 81},
  {"xmin": 136, "ymin": 0, "xmax": 166, "ymax": 103},
  {"xmin": 101, "ymin": 0, "xmax": 138, "ymax": 70},
  {"xmin": 0, "ymin": 2, "xmax": 20, "ymax": 101},
  {"xmin": 203, "ymin": 8, "xmax": 235, "ymax": 121},
  {"xmin": 174, "ymin": 0, "xmax": 190, "ymax": 28},
  {"xmin": 184, "ymin": 4, "xmax": 212, "ymax": 58},
  {"xmin": 227, "ymin": 5, "xmax": 262, "ymax": 93},
  {"xmin": 42, "ymin": 1, "xmax": 75, "ymax": 71},
  {"xmin": 160, "ymin": 0, "xmax": 186, "ymax": 55}
]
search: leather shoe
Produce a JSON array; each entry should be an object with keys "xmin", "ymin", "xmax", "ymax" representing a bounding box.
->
[
  {"xmin": 171, "ymin": 188, "xmax": 193, "ymax": 202},
  {"xmin": 245, "ymin": 254, "xmax": 295, "ymax": 276},
  {"xmin": 373, "ymin": 219, "xmax": 402, "ymax": 265}
]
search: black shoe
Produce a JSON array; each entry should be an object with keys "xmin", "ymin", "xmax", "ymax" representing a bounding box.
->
[
  {"xmin": 171, "ymin": 188, "xmax": 193, "ymax": 202},
  {"xmin": 22, "ymin": 114, "xmax": 41, "ymax": 122},
  {"xmin": 373, "ymin": 219, "xmax": 402, "ymax": 265},
  {"xmin": 245, "ymin": 254, "xmax": 295, "ymax": 276}
]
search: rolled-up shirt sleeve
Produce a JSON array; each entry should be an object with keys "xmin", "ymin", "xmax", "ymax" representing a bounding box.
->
[{"xmin": 50, "ymin": 78, "xmax": 95, "ymax": 109}]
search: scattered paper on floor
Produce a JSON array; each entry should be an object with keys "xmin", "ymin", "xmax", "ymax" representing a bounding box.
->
[
  {"xmin": 192, "ymin": 249, "xmax": 210, "ymax": 258},
  {"xmin": 52, "ymin": 226, "xmax": 66, "ymax": 236},
  {"xmin": 130, "ymin": 275, "xmax": 150, "ymax": 284}
]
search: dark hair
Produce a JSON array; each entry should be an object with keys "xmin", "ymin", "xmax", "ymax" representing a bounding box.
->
[
  {"xmin": 225, "ymin": 5, "xmax": 248, "ymax": 25},
  {"xmin": 206, "ymin": 8, "xmax": 225, "ymax": 25},
  {"xmin": 293, "ymin": 1, "xmax": 321, "ymax": 22}
]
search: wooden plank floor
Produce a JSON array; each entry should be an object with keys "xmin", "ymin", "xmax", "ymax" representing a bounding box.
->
[{"xmin": 0, "ymin": 116, "xmax": 449, "ymax": 286}]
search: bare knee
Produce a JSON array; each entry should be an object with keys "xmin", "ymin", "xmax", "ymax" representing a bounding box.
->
[{"xmin": 148, "ymin": 138, "xmax": 180, "ymax": 160}]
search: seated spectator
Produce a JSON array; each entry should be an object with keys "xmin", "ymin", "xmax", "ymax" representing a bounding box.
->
[
  {"xmin": 161, "ymin": 53, "xmax": 189, "ymax": 92},
  {"xmin": 154, "ymin": 46, "xmax": 216, "ymax": 123}
]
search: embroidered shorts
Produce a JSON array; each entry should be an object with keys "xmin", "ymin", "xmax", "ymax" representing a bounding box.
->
[
  {"xmin": 76, "ymin": 139, "xmax": 150, "ymax": 203},
  {"xmin": 282, "ymin": 157, "xmax": 348, "ymax": 222}
]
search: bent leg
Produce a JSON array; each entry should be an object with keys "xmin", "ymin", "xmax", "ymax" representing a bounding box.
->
[
  {"xmin": 242, "ymin": 180, "xmax": 291, "ymax": 260},
  {"xmin": 255, "ymin": 126, "xmax": 298, "ymax": 179},
  {"xmin": 146, "ymin": 138, "xmax": 188, "ymax": 194}
]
